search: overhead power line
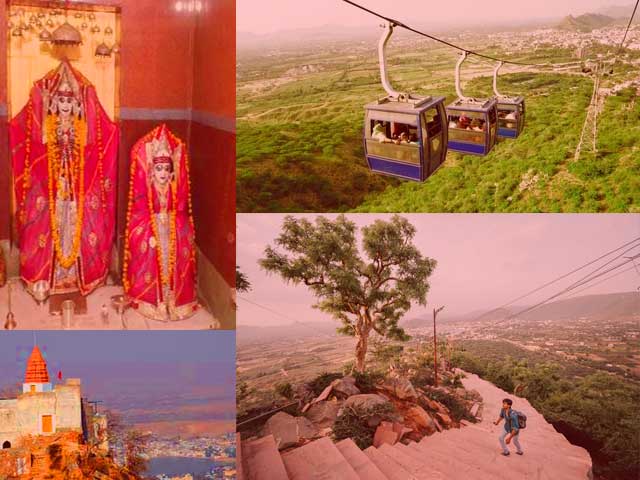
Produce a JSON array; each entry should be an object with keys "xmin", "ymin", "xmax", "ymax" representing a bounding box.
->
[
  {"xmin": 565, "ymin": 264, "xmax": 638, "ymax": 299},
  {"xmin": 342, "ymin": 0, "xmax": 549, "ymax": 66},
  {"xmin": 474, "ymin": 237, "xmax": 640, "ymax": 321},
  {"xmin": 510, "ymin": 254, "xmax": 640, "ymax": 319},
  {"xmin": 618, "ymin": 0, "xmax": 640, "ymax": 54}
]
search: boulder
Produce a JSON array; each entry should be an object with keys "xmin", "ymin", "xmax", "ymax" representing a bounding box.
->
[
  {"xmin": 435, "ymin": 411, "xmax": 453, "ymax": 428},
  {"xmin": 263, "ymin": 412, "xmax": 318, "ymax": 450},
  {"xmin": 343, "ymin": 394, "xmax": 390, "ymax": 411},
  {"xmin": 470, "ymin": 403, "xmax": 480, "ymax": 418},
  {"xmin": 373, "ymin": 424, "xmax": 400, "ymax": 448},
  {"xmin": 380, "ymin": 377, "xmax": 417, "ymax": 401},
  {"xmin": 331, "ymin": 376, "xmax": 361, "ymax": 398},
  {"xmin": 295, "ymin": 383, "xmax": 316, "ymax": 404},
  {"xmin": 297, "ymin": 416, "xmax": 319, "ymax": 439},
  {"xmin": 305, "ymin": 401, "xmax": 340, "ymax": 429},
  {"xmin": 405, "ymin": 406, "xmax": 438, "ymax": 435},
  {"xmin": 314, "ymin": 384, "xmax": 334, "ymax": 403}
]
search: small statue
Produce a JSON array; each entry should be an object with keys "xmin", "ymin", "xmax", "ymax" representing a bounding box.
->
[
  {"xmin": 9, "ymin": 60, "xmax": 119, "ymax": 299},
  {"xmin": 123, "ymin": 125, "xmax": 198, "ymax": 321}
]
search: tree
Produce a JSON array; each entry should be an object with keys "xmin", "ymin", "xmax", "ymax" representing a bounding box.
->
[
  {"xmin": 260, "ymin": 215, "xmax": 436, "ymax": 372},
  {"xmin": 236, "ymin": 266, "xmax": 252, "ymax": 293}
]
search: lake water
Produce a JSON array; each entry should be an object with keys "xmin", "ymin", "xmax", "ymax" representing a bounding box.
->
[{"xmin": 146, "ymin": 456, "xmax": 217, "ymax": 478}]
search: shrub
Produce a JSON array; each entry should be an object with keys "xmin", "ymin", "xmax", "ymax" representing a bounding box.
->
[
  {"xmin": 274, "ymin": 382, "xmax": 294, "ymax": 400},
  {"xmin": 308, "ymin": 372, "xmax": 343, "ymax": 396},
  {"xmin": 332, "ymin": 403, "xmax": 397, "ymax": 449},
  {"xmin": 353, "ymin": 370, "xmax": 385, "ymax": 393},
  {"xmin": 424, "ymin": 389, "xmax": 475, "ymax": 423}
]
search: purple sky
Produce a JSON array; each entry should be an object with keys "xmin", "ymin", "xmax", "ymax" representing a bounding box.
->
[
  {"xmin": 237, "ymin": 214, "xmax": 640, "ymax": 326},
  {"xmin": 0, "ymin": 332, "xmax": 236, "ymax": 434},
  {"xmin": 238, "ymin": 0, "xmax": 630, "ymax": 34}
]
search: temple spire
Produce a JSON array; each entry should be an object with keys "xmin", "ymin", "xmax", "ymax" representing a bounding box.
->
[{"xmin": 24, "ymin": 346, "xmax": 50, "ymax": 384}]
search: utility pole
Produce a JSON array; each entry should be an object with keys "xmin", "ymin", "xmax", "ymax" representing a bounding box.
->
[{"xmin": 433, "ymin": 306, "xmax": 444, "ymax": 387}]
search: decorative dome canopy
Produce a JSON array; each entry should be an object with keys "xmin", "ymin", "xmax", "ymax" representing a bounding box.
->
[
  {"xmin": 51, "ymin": 21, "xmax": 82, "ymax": 45},
  {"xmin": 25, "ymin": 346, "xmax": 50, "ymax": 383}
]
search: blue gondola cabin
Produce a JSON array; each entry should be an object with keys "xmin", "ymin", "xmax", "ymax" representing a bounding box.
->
[
  {"xmin": 364, "ymin": 95, "xmax": 448, "ymax": 182},
  {"xmin": 446, "ymin": 98, "xmax": 498, "ymax": 156},
  {"xmin": 497, "ymin": 96, "xmax": 525, "ymax": 139}
]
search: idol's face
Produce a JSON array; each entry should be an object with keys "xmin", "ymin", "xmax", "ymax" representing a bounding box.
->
[
  {"xmin": 55, "ymin": 95, "xmax": 75, "ymax": 117},
  {"xmin": 153, "ymin": 162, "xmax": 172, "ymax": 186}
]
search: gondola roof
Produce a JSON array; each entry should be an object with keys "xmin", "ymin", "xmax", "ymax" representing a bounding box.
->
[
  {"xmin": 447, "ymin": 97, "xmax": 497, "ymax": 112},
  {"xmin": 366, "ymin": 94, "xmax": 446, "ymax": 115}
]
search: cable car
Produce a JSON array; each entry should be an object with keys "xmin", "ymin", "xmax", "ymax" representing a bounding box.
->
[
  {"xmin": 446, "ymin": 52, "xmax": 498, "ymax": 156},
  {"xmin": 364, "ymin": 22, "xmax": 448, "ymax": 182},
  {"xmin": 493, "ymin": 62, "xmax": 525, "ymax": 139}
]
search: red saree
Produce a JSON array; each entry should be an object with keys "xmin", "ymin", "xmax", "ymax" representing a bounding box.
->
[
  {"xmin": 10, "ymin": 60, "xmax": 119, "ymax": 297},
  {"xmin": 123, "ymin": 124, "xmax": 198, "ymax": 321}
]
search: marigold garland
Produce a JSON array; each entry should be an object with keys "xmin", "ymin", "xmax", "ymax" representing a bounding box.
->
[
  {"xmin": 46, "ymin": 113, "xmax": 86, "ymax": 270},
  {"xmin": 21, "ymin": 100, "xmax": 34, "ymax": 219}
]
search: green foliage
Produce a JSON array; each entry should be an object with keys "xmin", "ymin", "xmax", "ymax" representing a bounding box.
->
[
  {"xmin": 236, "ymin": 266, "xmax": 252, "ymax": 293},
  {"xmin": 332, "ymin": 403, "xmax": 397, "ymax": 449},
  {"xmin": 274, "ymin": 382, "xmax": 294, "ymax": 400},
  {"xmin": 237, "ymin": 381, "xmax": 251, "ymax": 402},
  {"xmin": 422, "ymin": 389, "xmax": 475, "ymax": 423},
  {"xmin": 353, "ymin": 370, "xmax": 385, "ymax": 393},
  {"xmin": 238, "ymin": 49, "xmax": 639, "ymax": 213},
  {"xmin": 371, "ymin": 342, "xmax": 404, "ymax": 369},
  {"xmin": 308, "ymin": 372, "xmax": 343, "ymax": 396},
  {"xmin": 260, "ymin": 215, "xmax": 436, "ymax": 371}
]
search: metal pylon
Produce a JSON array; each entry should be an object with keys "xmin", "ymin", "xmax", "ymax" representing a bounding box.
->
[{"xmin": 574, "ymin": 63, "xmax": 601, "ymax": 162}]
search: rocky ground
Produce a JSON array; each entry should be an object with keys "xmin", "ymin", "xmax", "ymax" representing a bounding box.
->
[
  {"xmin": 0, "ymin": 432, "xmax": 139, "ymax": 480},
  {"xmin": 240, "ymin": 368, "xmax": 479, "ymax": 454},
  {"xmin": 238, "ymin": 370, "xmax": 593, "ymax": 479}
]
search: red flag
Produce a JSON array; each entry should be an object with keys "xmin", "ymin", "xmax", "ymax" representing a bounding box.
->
[{"xmin": 57, "ymin": 371, "xmax": 62, "ymax": 381}]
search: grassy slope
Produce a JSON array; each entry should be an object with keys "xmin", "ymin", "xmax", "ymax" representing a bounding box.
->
[{"xmin": 237, "ymin": 43, "xmax": 640, "ymax": 213}]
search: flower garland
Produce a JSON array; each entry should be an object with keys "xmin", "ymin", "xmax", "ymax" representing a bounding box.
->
[
  {"xmin": 96, "ymin": 112, "xmax": 107, "ymax": 213},
  {"xmin": 21, "ymin": 100, "xmax": 34, "ymax": 222},
  {"xmin": 46, "ymin": 113, "xmax": 87, "ymax": 270},
  {"xmin": 146, "ymin": 153, "xmax": 178, "ymax": 294},
  {"xmin": 168, "ymin": 131, "xmax": 197, "ymax": 266}
]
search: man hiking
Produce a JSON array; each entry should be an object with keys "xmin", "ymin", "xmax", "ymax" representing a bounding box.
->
[{"xmin": 494, "ymin": 398, "xmax": 523, "ymax": 456}]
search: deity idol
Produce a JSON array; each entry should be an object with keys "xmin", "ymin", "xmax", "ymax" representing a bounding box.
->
[
  {"xmin": 10, "ymin": 60, "xmax": 119, "ymax": 298},
  {"xmin": 123, "ymin": 125, "xmax": 198, "ymax": 321}
]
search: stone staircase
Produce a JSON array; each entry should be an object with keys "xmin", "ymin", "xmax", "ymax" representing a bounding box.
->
[{"xmin": 238, "ymin": 372, "xmax": 593, "ymax": 480}]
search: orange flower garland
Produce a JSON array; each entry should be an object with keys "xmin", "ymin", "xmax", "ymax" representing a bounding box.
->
[
  {"xmin": 21, "ymin": 100, "xmax": 34, "ymax": 221},
  {"xmin": 46, "ymin": 113, "xmax": 87, "ymax": 270}
]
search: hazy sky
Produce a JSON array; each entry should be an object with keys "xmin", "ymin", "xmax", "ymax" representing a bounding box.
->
[
  {"xmin": 0, "ymin": 331, "xmax": 236, "ymax": 433},
  {"xmin": 237, "ymin": 214, "xmax": 640, "ymax": 326},
  {"xmin": 237, "ymin": 0, "xmax": 630, "ymax": 34}
]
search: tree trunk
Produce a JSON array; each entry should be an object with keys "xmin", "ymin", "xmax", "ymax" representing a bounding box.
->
[{"xmin": 355, "ymin": 333, "xmax": 368, "ymax": 373}]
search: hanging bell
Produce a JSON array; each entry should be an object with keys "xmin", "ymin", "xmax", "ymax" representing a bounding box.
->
[
  {"xmin": 4, "ymin": 312, "xmax": 17, "ymax": 330},
  {"xmin": 39, "ymin": 28, "xmax": 52, "ymax": 42},
  {"xmin": 104, "ymin": 26, "xmax": 113, "ymax": 35},
  {"xmin": 111, "ymin": 43, "xmax": 121, "ymax": 54},
  {"xmin": 95, "ymin": 42, "xmax": 111, "ymax": 58}
]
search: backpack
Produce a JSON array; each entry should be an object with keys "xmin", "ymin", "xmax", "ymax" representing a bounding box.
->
[{"xmin": 514, "ymin": 410, "xmax": 527, "ymax": 429}]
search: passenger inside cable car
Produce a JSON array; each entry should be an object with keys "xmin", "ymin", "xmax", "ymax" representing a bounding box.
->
[
  {"xmin": 365, "ymin": 105, "xmax": 446, "ymax": 167},
  {"xmin": 448, "ymin": 111, "xmax": 488, "ymax": 144}
]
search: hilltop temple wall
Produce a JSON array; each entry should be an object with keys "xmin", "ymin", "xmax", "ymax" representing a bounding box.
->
[{"xmin": 0, "ymin": 399, "xmax": 19, "ymax": 447}]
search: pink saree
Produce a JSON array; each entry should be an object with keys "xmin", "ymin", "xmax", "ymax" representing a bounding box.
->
[
  {"xmin": 123, "ymin": 124, "xmax": 198, "ymax": 321},
  {"xmin": 10, "ymin": 60, "xmax": 119, "ymax": 296}
]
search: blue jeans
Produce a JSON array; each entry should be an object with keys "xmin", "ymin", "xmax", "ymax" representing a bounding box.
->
[{"xmin": 499, "ymin": 429, "xmax": 522, "ymax": 454}]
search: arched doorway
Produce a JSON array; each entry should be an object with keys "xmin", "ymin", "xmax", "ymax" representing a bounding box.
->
[{"xmin": 2, "ymin": 440, "xmax": 10, "ymax": 449}]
